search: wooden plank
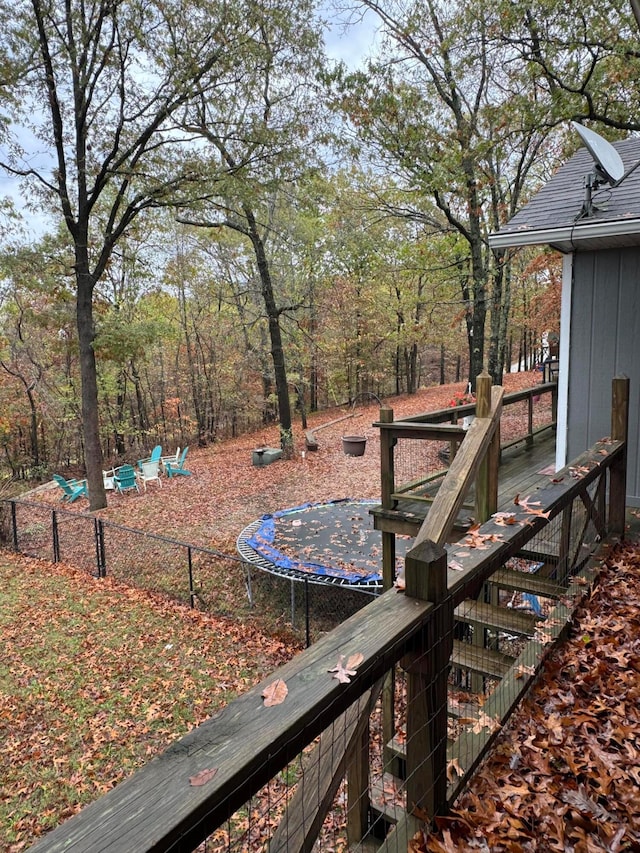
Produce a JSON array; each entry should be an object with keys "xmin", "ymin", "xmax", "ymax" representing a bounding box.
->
[
  {"xmin": 446, "ymin": 439, "xmax": 624, "ymax": 604},
  {"xmin": 488, "ymin": 568, "xmax": 565, "ymax": 599},
  {"xmin": 451, "ymin": 640, "xmax": 515, "ymax": 679},
  {"xmin": 269, "ymin": 685, "xmax": 381, "ymax": 853},
  {"xmin": 415, "ymin": 386, "xmax": 504, "ymax": 548},
  {"xmin": 374, "ymin": 813, "xmax": 423, "ymax": 853},
  {"xmin": 454, "ymin": 600, "xmax": 538, "ymax": 636},
  {"xmin": 31, "ymin": 591, "xmax": 434, "ymax": 853}
]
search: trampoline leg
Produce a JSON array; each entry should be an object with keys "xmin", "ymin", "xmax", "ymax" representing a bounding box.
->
[
  {"xmin": 290, "ymin": 580, "xmax": 295, "ymax": 626},
  {"xmin": 244, "ymin": 562, "xmax": 253, "ymax": 607}
]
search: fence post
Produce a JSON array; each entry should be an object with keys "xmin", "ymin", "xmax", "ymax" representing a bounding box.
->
[
  {"xmin": 94, "ymin": 518, "xmax": 106, "ymax": 578},
  {"xmin": 52, "ymin": 509, "xmax": 60, "ymax": 563},
  {"xmin": 11, "ymin": 501, "xmax": 18, "ymax": 551},
  {"xmin": 304, "ymin": 578, "xmax": 311, "ymax": 648},
  {"xmin": 610, "ymin": 375, "xmax": 629, "ymax": 537},
  {"xmin": 402, "ymin": 538, "xmax": 452, "ymax": 819},
  {"xmin": 188, "ymin": 546, "xmax": 195, "ymax": 608},
  {"xmin": 379, "ymin": 408, "xmax": 398, "ymax": 766}
]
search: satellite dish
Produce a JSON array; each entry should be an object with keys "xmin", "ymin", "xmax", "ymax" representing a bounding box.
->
[
  {"xmin": 572, "ymin": 121, "xmax": 627, "ymax": 218},
  {"xmin": 572, "ymin": 121, "xmax": 625, "ymax": 186}
]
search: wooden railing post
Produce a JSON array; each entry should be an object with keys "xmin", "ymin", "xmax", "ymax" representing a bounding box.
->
[
  {"xmin": 378, "ymin": 407, "xmax": 399, "ymax": 780},
  {"xmin": 610, "ymin": 375, "xmax": 629, "ymax": 536},
  {"xmin": 475, "ymin": 372, "xmax": 499, "ymax": 523},
  {"xmin": 403, "ymin": 539, "xmax": 452, "ymax": 819},
  {"xmin": 379, "ymin": 407, "xmax": 396, "ymax": 513}
]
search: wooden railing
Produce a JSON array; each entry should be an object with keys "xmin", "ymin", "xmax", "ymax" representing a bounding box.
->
[
  {"xmin": 31, "ymin": 378, "xmax": 627, "ymax": 853},
  {"xmin": 376, "ymin": 378, "xmax": 558, "ymax": 524}
]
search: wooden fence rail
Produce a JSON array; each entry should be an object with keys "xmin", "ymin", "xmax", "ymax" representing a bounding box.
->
[{"xmin": 31, "ymin": 378, "xmax": 627, "ymax": 853}]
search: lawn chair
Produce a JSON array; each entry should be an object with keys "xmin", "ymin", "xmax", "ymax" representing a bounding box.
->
[
  {"xmin": 160, "ymin": 447, "xmax": 180, "ymax": 473},
  {"xmin": 164, "ymin": 446, "xmax": 191, "ymax": 478},
  {"xmin": 53, "ymin": 474, "xmax": 88, "ymax": 503},
  {"xmin": 137, "ymin": 444, "xmax": 162, "ymax": 470},
  {"xmin": 137, "ymin": 460, "xmax": 162, "ymax": 492},
  {"xmin": 113, "ymin": 464, "xmax": 139, "ymax": 494}
]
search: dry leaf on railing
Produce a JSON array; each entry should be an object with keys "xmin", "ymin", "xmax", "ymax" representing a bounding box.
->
[
  {"xmin": 189, "ymin": 767, "xmax": 217, "ymax": 787},
  {"xmin": 492, "ymin": 512, "xmax": 521, "ymax": 527},
  {"xmin": 328, "ymin": 653, "xmax": 363, "ymax": 684},
  {"xmin": 513, "ymin": 494, "xmax": 551, "ymax": 519},
  {"xmin": 515, "ymin": 664, "xmax": 536, "ymax": 679},
  {"xmin": 262, "ymin": 678, "xmax": 288, "ymax": 707}
]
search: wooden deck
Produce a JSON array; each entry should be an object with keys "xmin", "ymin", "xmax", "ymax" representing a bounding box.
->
[{"xmin": 370, "ymin": 430, "xmax": 557, "ymax": 538}]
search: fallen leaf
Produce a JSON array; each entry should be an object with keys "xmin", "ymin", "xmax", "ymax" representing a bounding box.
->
[
  {"xmin": 262, "ymin": 678, "xmax": 288, "ymax": 706},
  {"xmin": 189, "ymin": 767, "xmax": 217, "ymax": 786},
  {"xmin": 447, "ymin": 757, "xmax": 465, "ymax": 781},
  {"xmin": 328, "ymin": 653, "xmax": 362, "ymax": 683},
  {"xmin": 515, "ymin": 664, "xmax": 536, "ymax": 679}
]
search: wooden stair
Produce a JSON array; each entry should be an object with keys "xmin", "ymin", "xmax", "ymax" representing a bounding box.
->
[
  {"xmin": 490, "ymin": 567, "xmax": 566, "ymax": 599},
  {"xmin": 454, "ymin": 599, "xmax": 539, "ymax": 636},
  {"xmin": 451, "ymin": 640, "xmax": 514, "ymax": 679}
]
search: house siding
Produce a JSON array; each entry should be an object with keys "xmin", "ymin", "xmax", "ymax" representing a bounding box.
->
[{"xmin": 568, "ymin": 247, "xmax": 640, "ymax": 504}]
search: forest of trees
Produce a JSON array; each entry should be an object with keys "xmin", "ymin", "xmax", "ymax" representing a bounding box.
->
[{"xmin": 1, "ymin": 0, "xmax": 639, "ymax": 506}]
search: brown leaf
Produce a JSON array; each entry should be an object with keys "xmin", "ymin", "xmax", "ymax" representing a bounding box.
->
[
  {"xmin": 345, "ymin": 652, "xmax": 364, "ymax": 671},
  {"xmin": 262, "ymin": 678, "xmax": 288, "ymax": 706},
  {"xmin": 189, "ymin": 767, "xmax": 217, "ymax": 786},
  {"xmin": 328, "ymin": 653, "xmax": 362, "ymax": 683},
  {"xmin": 446, "ymin": 757, "xmax": 465, "ymax": 782}
]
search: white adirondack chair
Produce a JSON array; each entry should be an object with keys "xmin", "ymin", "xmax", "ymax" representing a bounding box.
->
[{"xmin": 137, "ymin": 460, "xmax": 162, "ymax": 491}]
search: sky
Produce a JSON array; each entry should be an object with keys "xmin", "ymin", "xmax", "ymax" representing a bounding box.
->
[{"xmin": 0, "ymin": 5, "xmax": 382, "ymax": 243}]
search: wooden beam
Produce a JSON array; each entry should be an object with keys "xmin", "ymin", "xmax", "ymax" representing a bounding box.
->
[
  {"xmin": 269, "ymin": 684, "xmax": 382, "ymax": 853},
  {"xmin": 609, "ymin": 375, "xmax": 629, "ymax": 536},
  {"xmin": 414, "ymin": 385, "xmax": 504, "ymax": 548}
]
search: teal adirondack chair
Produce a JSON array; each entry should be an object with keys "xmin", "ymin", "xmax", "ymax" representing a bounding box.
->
[
  {"xmin": 113, "ymin": 464, "xmax": 139, "ymax": 494},
  {"xmin": 164, "ymin": 446, "xmax": 191, "ymax": 478},
  {"xmin": 53, "ymin": 474, "xmax": 88, "ymax": 503},
  {"xmin": 137, "ymin": 444, "xmax": 162, "ymax": 470}
]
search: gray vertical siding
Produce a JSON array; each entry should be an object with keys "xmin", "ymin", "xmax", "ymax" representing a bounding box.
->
[{"xmin": 568, "ymin": 247, "xmax": 640, "ymax": 504}]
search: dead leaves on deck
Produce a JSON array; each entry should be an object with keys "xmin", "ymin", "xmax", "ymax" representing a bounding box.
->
[{"xmin": 412, "ymin": 541, "xmax": 640, "ymax": 852}]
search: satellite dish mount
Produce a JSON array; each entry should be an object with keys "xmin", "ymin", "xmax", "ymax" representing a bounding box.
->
[{"xmin": 572, "ymin": 121, "xmax": 625, "ymax": 218}]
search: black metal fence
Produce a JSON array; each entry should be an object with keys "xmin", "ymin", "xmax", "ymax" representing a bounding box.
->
[{"xmin": 0, "ymin": 498, "xmax": 376, "ymax": 646}]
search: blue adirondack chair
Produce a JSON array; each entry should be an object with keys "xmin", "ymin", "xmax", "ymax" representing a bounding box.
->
[
  {"xmin": 113, "ymin": 464, "xmax": 139, "ymax": 494},
  {"xmin": 137, "ymin": 444, "xmax": 162, "ymax": 470},
  {"xmin": 53, "ymin": 474, "xmax": 88, "ymax": 503},
  {"xmin": 164, "ymin": 446, "xmax": 191, "ymax": 478}
]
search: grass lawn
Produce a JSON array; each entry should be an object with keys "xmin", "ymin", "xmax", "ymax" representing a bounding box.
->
[{"xmin": 0, "ymin": 553, "xmax": 299, "ymax": 850}]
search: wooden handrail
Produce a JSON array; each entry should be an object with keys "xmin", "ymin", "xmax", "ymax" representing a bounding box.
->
[
  {"xmin": 375, "ymin": 380, "xmax": 556, "ymax": 510},
  {"xmin": 414, "ymin": 385, "xmax": 503, "ymax": 548}
]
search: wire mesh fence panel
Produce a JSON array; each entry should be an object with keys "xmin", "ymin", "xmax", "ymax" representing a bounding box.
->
[
  {"xmin": 56, "ymin": 512, "xmax": 101, "ymax": 576},
  {"xmin": 102, "ymin": 523, "xmax": 192, "ymax": 605},
  {"xmin": 189, "ymin": 549, "xmax": 251, "ymax": 618},
  {"xmin": 193, "ymin": 691, "xmax": 404, "ymax": 853},
  {"xmin": 393, "ymin": 436, "xmax": 449, "ymax": 491},
  {"xmin": 11, "ymin": 500, "xmax": 54, "ymax": 560}
]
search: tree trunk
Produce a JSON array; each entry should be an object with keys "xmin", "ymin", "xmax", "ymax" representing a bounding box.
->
[
  {"xmin": 76, "ymin": 256, "xmax": 107, "ymax": 510},
  {"xmin": 246, "ymin": 208, "xmax": 293, "ymax": 456}
]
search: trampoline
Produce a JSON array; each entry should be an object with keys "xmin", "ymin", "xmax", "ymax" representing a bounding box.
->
[{"xmin": 237, "ymin": 498, "xmax": 411, "ymax": 596}]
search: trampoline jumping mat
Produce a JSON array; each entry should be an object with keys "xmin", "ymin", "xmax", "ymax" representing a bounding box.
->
[{"xmin": 237, "ymin": 498, "xmax": 410, "ymax": 587}]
